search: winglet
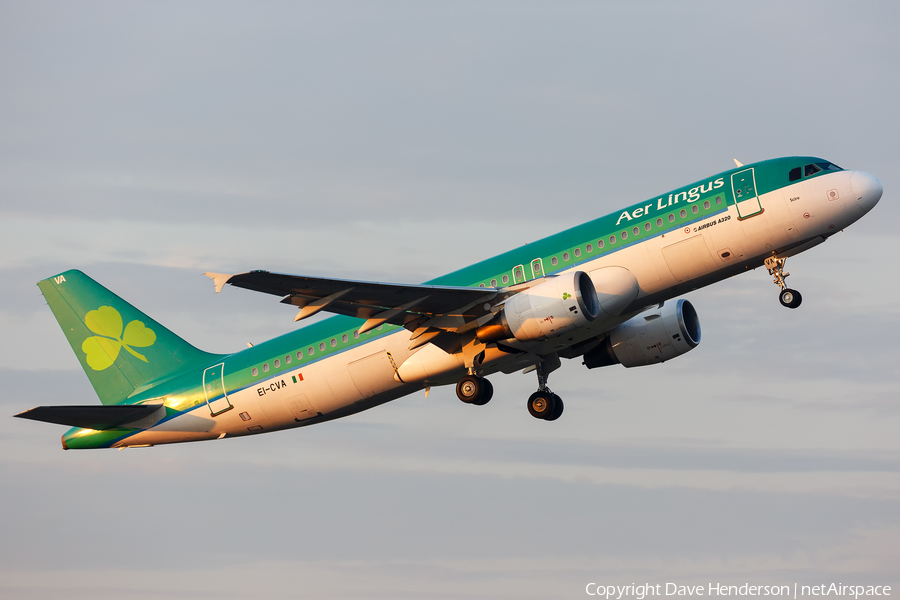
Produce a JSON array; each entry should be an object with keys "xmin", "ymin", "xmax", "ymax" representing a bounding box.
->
[
  {"xmin": 204, "ymin": 272, "xmax": 233, "ymax": 294},
  {"xmin": 733, "ymin": 159, "xmax": 744, "ymax": 168}
]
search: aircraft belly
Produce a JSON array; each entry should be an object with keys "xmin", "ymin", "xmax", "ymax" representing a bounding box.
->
[
  {"xmin": 662, "ymin": 235, "xmax": 718, "ymax": 283},
  {"xmin": 326, "ymin": 363, "xmax": 364, "ymax": 404},
  {"xmin": 113, "ymin": 430, "xmax": 220, "ymax": 447},
  {"xmin": 347, "ymin": 350, "xmax": 402, "ymax": 399}
]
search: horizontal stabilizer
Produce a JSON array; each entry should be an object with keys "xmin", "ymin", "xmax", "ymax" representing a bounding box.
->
[{"xmin": 14, "ymin": 404, "xmax": 164, "ymax": 430}]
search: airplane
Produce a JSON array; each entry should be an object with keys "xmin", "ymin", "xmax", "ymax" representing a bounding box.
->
[{"xmin": 15, "ymin": 156, "xmax": 883, "ymax": 449}]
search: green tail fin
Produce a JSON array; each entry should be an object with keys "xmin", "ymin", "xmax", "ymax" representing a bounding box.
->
[{"xmin": 38, "ymin": 270, "xmax": 222, "ymax": 405}]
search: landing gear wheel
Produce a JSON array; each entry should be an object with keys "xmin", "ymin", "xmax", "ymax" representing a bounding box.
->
[
  {"xmin": 766, "ymin": 256, "xmax": 802, "ymax": 309},
  {"xmin": 527, "ymin": 391, "xmax": 557, "ymax": 420},
  {"xmin": 472, "ymin": 378, "xmax": 493, "ymax": 406},
  {"xmin": 544, "ymin": 394, "xmax": 564, "ymax": 421},
  {"xmin": 779, "ymin": 288, "xmax": 802, "ymax": 309},
  {"xmin": 456, "ymin": 375, "xmax": 485, "ymax": 404}
]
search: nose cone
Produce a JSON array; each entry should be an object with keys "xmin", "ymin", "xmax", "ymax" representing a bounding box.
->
[{"xmin": 851, "ymin": 171, "xmax": 883, "ymax": 214}]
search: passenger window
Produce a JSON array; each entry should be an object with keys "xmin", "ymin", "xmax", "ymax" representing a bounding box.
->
[
  {"xmin": 657, "ymin": 218, "xmax": 663, "ymax": 227},
  {"xmin": 353, "ymin": 331, "xmax": 359, "ymax": 339},
  {"xmin": 251, "ymin": 367, "xmax": 258, "ymax": 377},
  {"xmin": 597, "ymin": 239, "xmax": 604, "ymax": 249},
  {"xmin": 377, "ymin": 325, "xmax": 383, "ymax": 330},
  {"xmin": 319, "ymin": 342, "xmax": 325, "ymax": 351},
  {"xmin": 789, "ymin": 167, "xmax": 801, "ymax": 182},
  {"xmin": 285, "ymin": 355, "xmax": 291, "ymax": 364},
  {"xmin": 308, "ymin": 346, "xmax": 314, "ymax": 355},
  {"xmin": 716, "ymin": 196, "xmax": 722, "ymax": 205},
  {"xmin": 342, "ymin": 334, "xmax": 348, "ymax": 343},
  {"xmin": 692, "ymin": 205, "xmax": 699, "ymax": 214},
  {"xmin": 680, "ymin": 209, "xmax": 687, "ymax": 218},
  {"xmin": 668, "ymin": 213, "xmax": 675, "ymax": 223},
  {"xmin": 609, "ymin": 235, "xmax": 616, "ymax": 244},
  {"xmin": 479, "ymin": 283, "xmax": 485, "ymax": 288},
  {"xmin": 502, "ymin": 274, "xmax": 509, "ymax": 284},
  {"xmin": 297, "ymin": 350, "xmax": 303, "ymax": 359},
  {"xmin": 633, "ymin": 226, "xmax": 639, "ymax": 235},
  {"xmin": 550, "ymin": 257, "xmax": 558, "ymax": 266},
  {"xmin": 491, "ymin": 278, "xmax": 498, "ymax": 287},
  {"xmin": 274, "ymin": 359, "xmax": 280, "ymax": 368},
  {"xmin": 563, "ymin": 252, "xmax": 570, "ymax": 261},
  {"xmin": 331, "ymin": 338, "xmax": 337, "ymax": 347},
  {"xmin": 644, "ymin": 222, "xmax": 651, "ymax": 232},
  {"xmin": 621, "ymin": 231, "xmax": 628, "ymax": 240},
  {"xmin": 586, "ymin": 243, "xmax": 593, "ymax": 252},
  {"xmin": 804, "ymin": 164, "xmax": 822, "ymax": 176},
  {"xmin": 703, "ymin": 200, "xmax": 710, "ymax": 209},
  {"xmin": 574, "ymin": 248, "xmax": 581, "ymax": 258},
  {"xmin": 263, "ymin": 363, "xmax": 269, "ymax": 372}
]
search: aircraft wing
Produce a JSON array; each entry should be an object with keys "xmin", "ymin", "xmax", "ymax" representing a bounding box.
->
[
  {"xmin": 205, "ymin": 270, "xmax": 513, "ymax": 345},
  {"xmin": 15, "ymin": 404, "xmax": 164, "ymax": 430}
]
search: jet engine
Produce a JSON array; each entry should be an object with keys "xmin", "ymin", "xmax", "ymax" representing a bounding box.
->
[
  {"xmin": 476, "ymin": 271, "xmax": 600, "ymax": 343},
  {"xmin": 583, "ymin": 299, "xmax": 700, "ymax": 368}
]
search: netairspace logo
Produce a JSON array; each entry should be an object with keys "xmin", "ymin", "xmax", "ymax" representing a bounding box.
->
[{"xmin": 585, "ymin": 583, "xmax": 892, "ymax": 600}]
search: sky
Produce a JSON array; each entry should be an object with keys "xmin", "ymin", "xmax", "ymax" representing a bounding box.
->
[{"xmin": 1, "ymin": 1, "xmax": 898, "ymax": 598}]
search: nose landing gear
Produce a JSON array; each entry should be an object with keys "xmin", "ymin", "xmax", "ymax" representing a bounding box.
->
[
  {"xmin": 778, "ymin": 288, "xmax": 802, "ymax": 309},
  {"xmin": 765, "ymin": 256, "xmax": 802, "ymax": 309}
]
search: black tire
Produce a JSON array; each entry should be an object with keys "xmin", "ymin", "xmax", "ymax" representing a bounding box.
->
[
  {"xmin": 544, "ymin": 394, "xmax": 564, "ymax": 421},
  {"xmin": 779, "ymin": 288, "xmax": 802, "ymax": 309},
  {"xmin": 472, "ymin": 378, "xmax": 493, "ymax": 406},
  {"xmin": 527, "ymin": 391, "xmax": 556, "ymax": 419},
  {"xmin": 456, "ymin": 375, "xmax": 484, "ymax": 404}
]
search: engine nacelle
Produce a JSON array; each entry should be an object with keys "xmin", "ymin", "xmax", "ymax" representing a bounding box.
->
[
  {"xmin": 583, "ymin": 299, "xmax": 701, "ymax": 368},
  {"xmin": 476, "ymin": 271, "xmax": 600, "ymax": 343}
]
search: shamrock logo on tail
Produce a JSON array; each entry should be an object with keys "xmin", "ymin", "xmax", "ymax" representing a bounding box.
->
[{"xmin": 81, "ymin": 306, "xmax": 156, "ymax": 371}]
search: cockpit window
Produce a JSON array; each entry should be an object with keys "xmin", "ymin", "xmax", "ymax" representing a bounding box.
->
[
  {"xmin": 816, "ymin": 161, "xmax": 842, "ymax": 171},
  {"xmin": 804, "ymin": 164, "xmax": 822, "ymax": 177},
  {"xmin": 789, "ymin": 167, "xmax": 801, "ymax": 182}
]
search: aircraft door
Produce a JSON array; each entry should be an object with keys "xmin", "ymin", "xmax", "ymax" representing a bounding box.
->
[
  {"xmin": 513, "ymin": 265, "xmax": 527, "ymax": 284},
  {"xmin": 203, "ymin": 363, "xmax": 233, "ymax": 416},
  {"xmin": 530, "ymin": 258, "xmax": 544, "ymax": 279},
  {"xmin": 731, "ymin": 168, "xmax": 763, "ymax": 219}
]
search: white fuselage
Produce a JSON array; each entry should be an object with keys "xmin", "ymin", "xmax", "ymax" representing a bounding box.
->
[{"xmin": 118, "ymin": 169, "xmax": 878, "ymax": 448}]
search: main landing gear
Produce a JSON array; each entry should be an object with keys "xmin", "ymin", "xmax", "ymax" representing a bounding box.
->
[
  {"xmin": 454, "ymin": 348, "xmax": 563, "ymax": 421},
  {"xmin": 456, "ymin": 373, "xmax": 493, "ymax": 406},
  {"xmin": 526, "ymin": 360, "xmax": 564, "ymax": 421},
  {"xmin": 765, "ymin": 256, "xmax": 802, "ymax": 309}
]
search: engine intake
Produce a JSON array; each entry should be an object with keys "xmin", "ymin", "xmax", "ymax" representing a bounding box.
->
[
  {"xmin": 477, "ymin": 271, "xmax": 600, "ymax": 344},
  {"xmin": 583, "ymin": 299, "xmax": 700, "ymax": 368}
]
